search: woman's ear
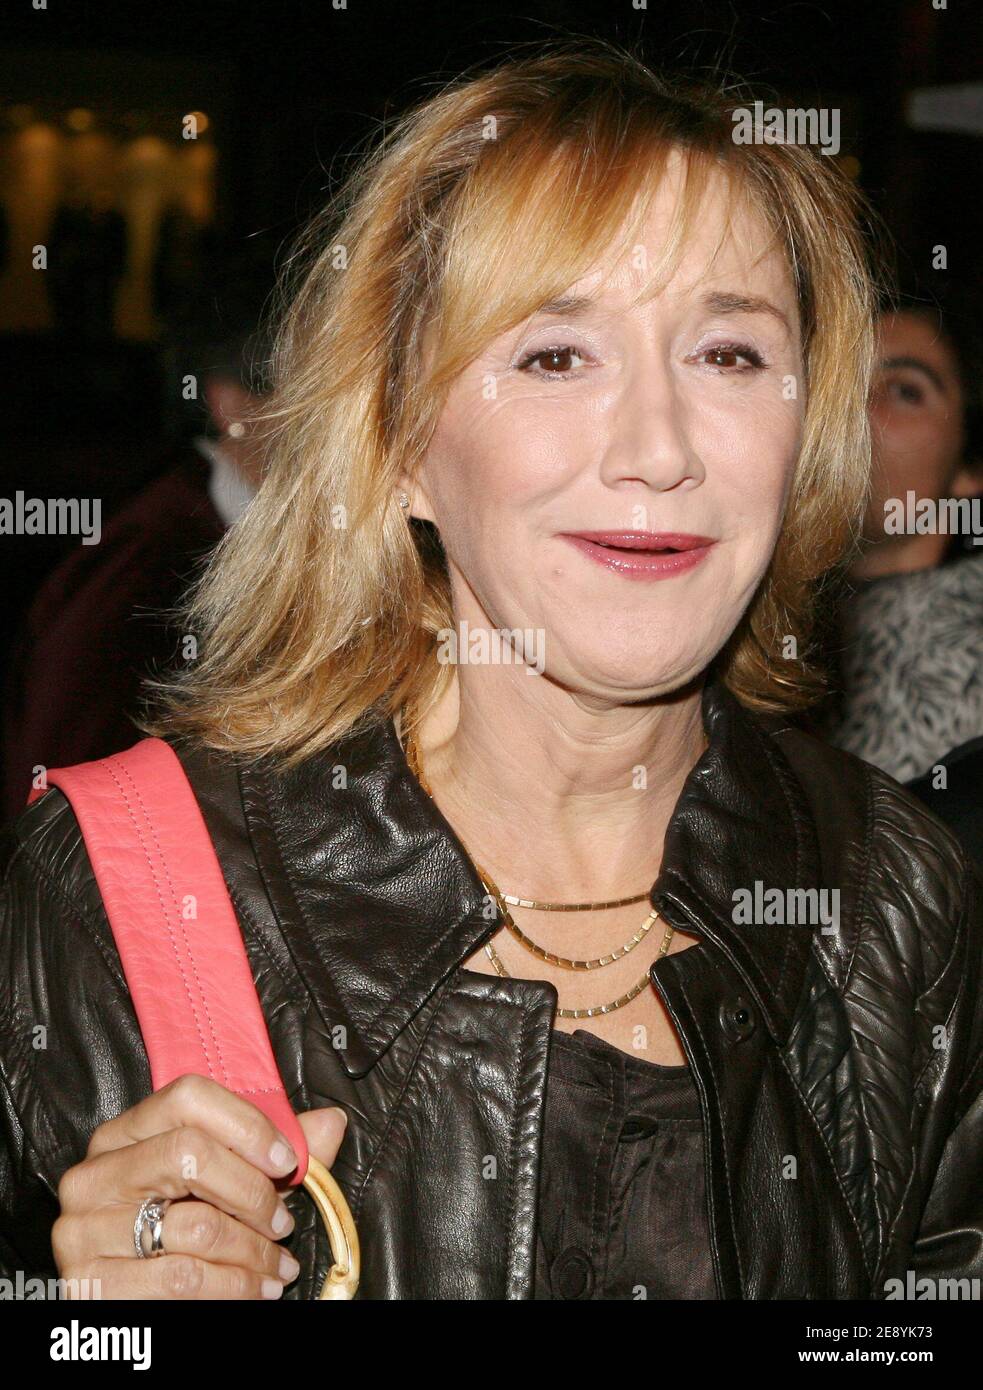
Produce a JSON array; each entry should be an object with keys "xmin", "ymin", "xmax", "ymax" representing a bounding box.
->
[{"xmin": 394, "ymin": 474, "xmax": 437, "ymax": 525}]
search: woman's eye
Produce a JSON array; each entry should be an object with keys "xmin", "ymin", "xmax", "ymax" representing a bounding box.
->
[
  {"xmin": 871, "ymin": 377, "xmax": 926, "ymax": 408},
  {"xmin": 887, "ymin": 378, "xmax": 924, "ymax": 406},
  {"xmin": 697, "ymin": 343, "xmax": 766, "ymax": 371},
  {"xmin": 516, "ymin": 340, "xmax": 766, "ymax": 379},
  {"xmin": 517, "ymin": 345, "xmax": 586, "ymax": 378}
]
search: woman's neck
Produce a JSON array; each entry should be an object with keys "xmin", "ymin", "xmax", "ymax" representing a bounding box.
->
[{"xmin": 407, "ymin": 662, "xmax": 707, "ymax": 903}]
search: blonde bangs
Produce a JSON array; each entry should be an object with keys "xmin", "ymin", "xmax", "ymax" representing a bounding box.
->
[{"xmin": 427, "ymin": 121, "xmax": 735, "ymax": 397}]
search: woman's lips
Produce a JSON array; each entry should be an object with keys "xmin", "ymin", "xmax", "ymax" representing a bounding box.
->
[{"xmin": 558, "ymin": 531, "xmax": 716, "ymax": 580}]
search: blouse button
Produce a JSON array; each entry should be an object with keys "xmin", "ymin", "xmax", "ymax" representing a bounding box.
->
[
  {"xmin": 718, "ymin": 995, "xmax": 757, "ymax": 1042},
  {"xmin": 552, "ymin": 1246, "xmax": 594, "ymax": 1299}
]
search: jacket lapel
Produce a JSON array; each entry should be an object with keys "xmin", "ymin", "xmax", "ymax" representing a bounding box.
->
[
  {"xmin": 652, "ymin": 677, "xmax": 820, "ymax": 1044},
  {"xmin": 647, "ymin": 683, "xmax": 871, "ymax": 1296},
  {"xmin": 238, "ymin": 713, "xmax": 507, "ymax": 1077}
]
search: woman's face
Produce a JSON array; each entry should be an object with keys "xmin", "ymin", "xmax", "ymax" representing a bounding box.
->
[{"xmin": 408, "ymin": 159, "xmax": 805, "ymax": 703}]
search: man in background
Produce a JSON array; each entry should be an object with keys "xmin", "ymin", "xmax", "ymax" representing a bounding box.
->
[{"xmin": 0, "ymin": 312, "xmax": 271, "ymax": 824}]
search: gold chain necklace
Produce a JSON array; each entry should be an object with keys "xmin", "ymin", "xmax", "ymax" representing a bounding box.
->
[
  {"xmin": 402, "ymin": 721, "xmax": 675, "ymax": 1017},
  {"xmin": 479, "ymin": 865, "xmax": 676, "ymax": 1018},
  {"xmin": 500, "ymin": 889, "xmax": 649, "ymax": 911},
  {"xmin": 503, "ymin": 906, "xmax": 660, "ymax": 970}
]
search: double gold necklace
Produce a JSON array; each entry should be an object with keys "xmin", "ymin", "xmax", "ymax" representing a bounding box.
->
[{"xmin": 402, "ymin": 722, "xmax": 675, "ymax": 1018}]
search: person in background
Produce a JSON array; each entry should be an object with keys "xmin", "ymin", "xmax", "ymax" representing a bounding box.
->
[
  {"xmin": 821, "ymin": 294, "xmax": 983, "ymax": 785},
  {"xmin": 815, "ymin": 291, "xmax": 983, "ymax": 873},
  {"xmin": 0, "ymin": 315, "xmax": 270, "ymax": 825}
]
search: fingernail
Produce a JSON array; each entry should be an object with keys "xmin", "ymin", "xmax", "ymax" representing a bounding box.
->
[
  {"xmin": 272, "ymin": 1200, "xmax": 294, "ymax": 1236},
  {"xmin": 331, "ymin": 1106, "xmax": 348, "ymax": 1130},
  {"xmin": 261, "ymin": 1277, "xmax": 284, "ymax": 1300},
  {"xmin": 279, "ymin": 1251, "xmax": 301, "ymax": 1282},
  {"xmin": 268, "ymin": 1137, "xmax": 297, "ymax": 1173}
]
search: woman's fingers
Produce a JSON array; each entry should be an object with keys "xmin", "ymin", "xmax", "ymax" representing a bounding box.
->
[
  {"xmin": 84, "ymin": 1073, "xmax": 300, "ymax": 1183},
  {"xmin": 57, "ymin": 1125, "xmax": 295, "ymax": 1243},
  {"xmin": 51, "ymin": 1079, "xmax": 354, "ymax": 1298},
  {"xmin": 60, "ymin": 1253, "xmax": 292, "ymax": 1301},
  {"xmin": 52, "ymin": 1198, "xmax": 301, "ymax": 1285},
  {"xmin": 296, "ymin": 1105, "xmax": 348, "ymax": 1170}
]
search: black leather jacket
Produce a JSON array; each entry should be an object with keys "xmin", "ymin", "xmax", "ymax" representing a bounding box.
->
[{"xmin": 1, "ymin": 678, "xmax": 982, "ymax": 1299}]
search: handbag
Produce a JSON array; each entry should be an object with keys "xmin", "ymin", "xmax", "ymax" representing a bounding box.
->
[{"xmin": 27, "ymin": 736, "xmax": 360, "ymax": 1300}]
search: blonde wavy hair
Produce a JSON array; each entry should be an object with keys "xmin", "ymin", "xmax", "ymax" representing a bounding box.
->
[{"xmin": 138, "ymin": 37, "xmax": 884, "ymax": 769}]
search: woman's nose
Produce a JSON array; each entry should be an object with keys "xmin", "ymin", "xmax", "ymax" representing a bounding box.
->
[{"xmin": 596, "ymin": 368, "xmax": 705, "ymax": 495}]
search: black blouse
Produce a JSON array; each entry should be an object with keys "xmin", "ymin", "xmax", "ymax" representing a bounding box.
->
[{"xmin": 533, "ymin": 1027, "xmax": 717, "ymax": 1299}]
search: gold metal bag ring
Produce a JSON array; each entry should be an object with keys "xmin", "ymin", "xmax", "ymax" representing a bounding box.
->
[{"xmin": 302, "ymin": 1156, "xmax": 361, "ymax": 1299}]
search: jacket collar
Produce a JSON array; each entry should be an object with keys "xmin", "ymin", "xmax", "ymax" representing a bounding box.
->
[{"xmin": 238, "ymin": 672, "xmax": 820, "ymax": 1077}]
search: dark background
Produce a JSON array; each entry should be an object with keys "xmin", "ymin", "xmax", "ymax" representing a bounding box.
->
[{"xmin": 1, "ymin": 0, "xmax": 981, "ymax": 672}]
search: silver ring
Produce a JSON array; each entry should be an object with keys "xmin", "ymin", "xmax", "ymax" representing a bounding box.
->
[{"xmin": 134, "ymin": 1197, "xmax": 170, "ymax": 1258}]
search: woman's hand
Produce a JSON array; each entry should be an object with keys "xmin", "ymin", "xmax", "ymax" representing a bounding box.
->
[{"xmin": 51, "ymin": 1073, "xmax": 348, "ymax": 1299}]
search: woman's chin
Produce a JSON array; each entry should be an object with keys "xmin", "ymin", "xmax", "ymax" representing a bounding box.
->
[{"xmin": 543, "ymin": 649, "xmax": 709, "ymax": 701}]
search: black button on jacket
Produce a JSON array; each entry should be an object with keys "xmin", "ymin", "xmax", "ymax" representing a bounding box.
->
[{"xmin": 1, "ymin": 676, "xmax": 981, "ymax": 1299}]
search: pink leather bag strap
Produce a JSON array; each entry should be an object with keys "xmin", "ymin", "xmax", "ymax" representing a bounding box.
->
[{"xmin": 27, "ymin": 737, "xmax": 308, "ymax": 1185}]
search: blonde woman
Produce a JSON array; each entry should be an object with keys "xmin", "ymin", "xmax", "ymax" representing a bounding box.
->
[{"xmin": 2, "ymin": 41, "xmax": 981, "ymax": 1301}]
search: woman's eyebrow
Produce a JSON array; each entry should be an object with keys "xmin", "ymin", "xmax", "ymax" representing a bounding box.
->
[
  {"xmin": 533, "ymin": 294, "xmax": 596, "ymax": 317},
  {"xmin": 529, "ymin": 289, "xmax": 793, "ymax": 334},
  {"xmin": 879, "ymin": 355, "xmax": 947, "ymax": 394},
  {"xmin": 700, "ymin": 291, "xmax": 791, "ymax": 333}
]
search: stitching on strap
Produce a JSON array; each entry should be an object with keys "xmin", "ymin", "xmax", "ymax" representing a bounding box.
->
[{"xmin": 104, "ymin": 755, "xmax": 231, "ymax": 1090}]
